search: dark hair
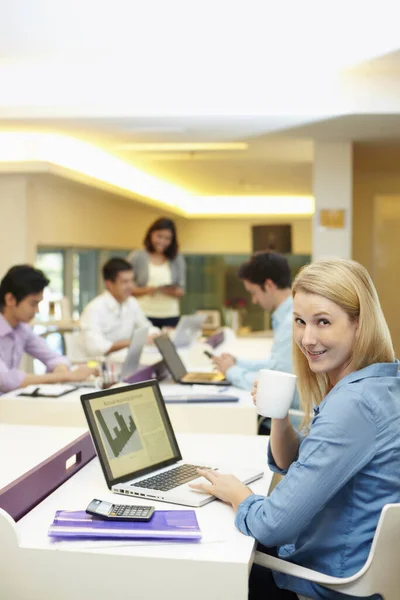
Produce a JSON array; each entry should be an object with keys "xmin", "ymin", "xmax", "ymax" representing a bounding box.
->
[
  {"xmin": 0, "ymin": 265, "xmax": 50, "ymax": 310},
  {"xmin": 237, "ymin": 251, "xmax": 291, "ymax": 289},
  {"xmin": 143, "ymin": 217, "xmax": 178, "ymax": 260},
  {"xmin": 102, "ymin": 258, "xmax": 133, "ymax": 282}
]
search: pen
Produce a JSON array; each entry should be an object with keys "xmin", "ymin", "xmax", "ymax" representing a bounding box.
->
[
  {"xmin": 102, "ymin": 362, "xmax": 108, "ymax": 384},
  {"xmin": 110, "ymin": 362, "xmax": 115, "ymax": 383}
]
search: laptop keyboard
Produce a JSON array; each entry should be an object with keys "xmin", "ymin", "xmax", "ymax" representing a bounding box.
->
[
  {"xmin": 131, "ymin": 464, "xmax": 210, "ymax": 492},
  {"xmin": 183, "ymin": 373, "xmax": 223, "ymax": 381}
]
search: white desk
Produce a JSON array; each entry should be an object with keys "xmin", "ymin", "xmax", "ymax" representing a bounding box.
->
[
  {"xmin": 0, "ymin": 431, "xmax": 272, "ymax": 600},
  {"xmin": 0, "ymin": 335, "xmax": 273, "ymax": 435},
  {"xmin": 0, "ymin": 382, "xmax": 258, "ymax": 434}
]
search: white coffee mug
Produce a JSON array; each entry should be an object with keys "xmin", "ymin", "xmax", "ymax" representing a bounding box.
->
[{"xmin": 256, "ymin": 369, "xmax": 297, "ymax": 419}]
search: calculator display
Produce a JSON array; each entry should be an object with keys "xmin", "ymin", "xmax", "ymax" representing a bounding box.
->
[{"xmin": 94, "ymin": 500, "xmax": 113, "ymax": 515}]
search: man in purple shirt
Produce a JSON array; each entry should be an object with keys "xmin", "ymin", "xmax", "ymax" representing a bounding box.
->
[{"xmin": 0, "ymin": 265, "xmax": 96, "ymax": 394}]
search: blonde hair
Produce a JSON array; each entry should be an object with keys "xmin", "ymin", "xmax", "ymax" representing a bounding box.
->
[{"xmin": 292, "ymin": 258, "xmax": 395, "ymax": 426}]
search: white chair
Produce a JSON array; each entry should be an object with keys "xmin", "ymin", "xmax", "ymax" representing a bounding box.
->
[{"xmin": 254, "ymin": 503, "xmax": 400, "ymax": 600}]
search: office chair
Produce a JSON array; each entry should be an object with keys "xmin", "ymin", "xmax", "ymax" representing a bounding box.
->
[
  {"xmin": 254, "ymin": 503, "xmax": 400, "ymax": 600},
  {"xmin": 258, "ymin": 409, "xmax": 305, "ymax": 435}
]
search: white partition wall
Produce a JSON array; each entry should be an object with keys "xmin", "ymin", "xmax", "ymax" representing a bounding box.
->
[{"xmin": 312, "ymin": 142, "xmax": 353, "ymax": 260}]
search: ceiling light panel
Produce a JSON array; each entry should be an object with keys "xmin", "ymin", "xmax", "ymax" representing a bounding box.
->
[
  {"xmin": 115, "ymin": 142, "xmax": 248, "ymax": 152},
  {"xmin": 0, "ymin": 131, "xmax": 314, "ymax": 217}
]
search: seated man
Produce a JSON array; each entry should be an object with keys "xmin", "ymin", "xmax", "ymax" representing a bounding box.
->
[
  {"xmin": 0, "ymin": 265, "xmax": 95, "ymax": 394},
  {"xmin": 213, "ymin": 251, "xmax": 295, "ymax": 394},
  {"xmin": 79, "ymin": 258, "xmax": 160, "ymax": 357}
]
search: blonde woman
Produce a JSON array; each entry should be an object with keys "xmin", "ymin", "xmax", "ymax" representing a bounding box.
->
[{"xmin": 191, "ymin": 258, "xmax": 400, "ymax": 600}]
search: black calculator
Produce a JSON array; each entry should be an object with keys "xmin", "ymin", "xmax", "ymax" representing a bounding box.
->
[{"xmin": 86, "ymin": 499, "xmax": 155, "ymax": 521}]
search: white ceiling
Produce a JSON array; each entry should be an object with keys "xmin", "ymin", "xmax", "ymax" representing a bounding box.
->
[
  {"xmin": 2, "ymin": 5, "xmax": 400, "ymax": 198},
  {"xmin": 0, "ymin": 117, "xmax": 316, "ymax": 194},
  {"xmin": 3, "ymin": 112, "xmax": 400, "ymax": 196}
]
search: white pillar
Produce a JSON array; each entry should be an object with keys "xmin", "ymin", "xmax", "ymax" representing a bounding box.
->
[
  {"xmin": 0, "ymin": 175, "xmax": 30, "ymax": 278},
  {"xmin": 312, "ymin": 142, "xmax": 353, "ymax": 260}
]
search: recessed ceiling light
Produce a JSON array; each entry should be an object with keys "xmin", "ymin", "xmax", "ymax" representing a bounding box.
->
[
  {"xmin": 115, "ymin": 142, "xmax": 248, "ymax": 152},
  {"xmin": 0, "ymin": 132, "xmax": 313, "ymax": 217},
  {"xmin": 118, "ymin": 126, "xmax": 187, "ymax": 134}
]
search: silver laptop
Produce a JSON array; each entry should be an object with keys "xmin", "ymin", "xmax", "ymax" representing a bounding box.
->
[
  {"xmin": 81, "ymin": 380, "xmax": 263, "ymax": 507},
  {"xmin": 119, "ymin": 326, "xmax": 149, "ymax": 381},
  {"xmin": 171, "ymin": 314, "xmax": 206, "ymax": 347}
]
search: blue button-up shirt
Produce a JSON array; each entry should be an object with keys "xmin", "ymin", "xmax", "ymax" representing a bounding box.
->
[
  {"xmin": 226, "ymin": 295, "xmax": 294, "ymax": 391},
  {"xmin": 235, "ymin": 362, "xmax": 400, "ymax": 600}
]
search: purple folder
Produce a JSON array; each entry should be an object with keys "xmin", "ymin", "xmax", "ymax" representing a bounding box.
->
[{"xmin": 48, "ymin": 510, "xmax": 202, "ymax": 541}]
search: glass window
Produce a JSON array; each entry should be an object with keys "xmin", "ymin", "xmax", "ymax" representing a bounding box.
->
[{"xmin": 72, "ymin": 249, "xmax": 99, "ymax": 318}]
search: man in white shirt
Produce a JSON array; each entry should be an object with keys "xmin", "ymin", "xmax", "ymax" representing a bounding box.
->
[{"xmin": 80, "ymin": 258, "xmax": 160, "ymax": 357}]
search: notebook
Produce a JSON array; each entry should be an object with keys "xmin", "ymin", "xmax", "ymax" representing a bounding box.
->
[
  {"xmin": 81, "ymin": 380, "xmax": 263, "ymax": 507},
  {"xmin": 48, "ymin": 509, "xmax": 201, "ymax": 541},
  {"xmin": 171, "ymin": 314, "xmax": 206, "ymax": 347},
  {"xmin": 154, "ymin": 334, "xmax": 230, "ymax": 386},
  {"xmin": 119, "ymin": 326, "xmax": 149, "ymax": 382},
  {"xmin": 18, "ymin": 384, "xmax": 78, "ymax": 398}
]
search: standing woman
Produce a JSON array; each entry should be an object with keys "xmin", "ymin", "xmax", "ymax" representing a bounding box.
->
[
  {"xmin": 127, "ymin": 218, "xmax": 186, "ymax": 329},
  {"xmin": 190, "ymin": 258, "xmax": 400, "ymax": 600}
]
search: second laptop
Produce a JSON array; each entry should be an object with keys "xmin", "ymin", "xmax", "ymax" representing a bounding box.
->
[{"xmin": 154, "ymin": 334, "xmax": 231, "ymax": 386}]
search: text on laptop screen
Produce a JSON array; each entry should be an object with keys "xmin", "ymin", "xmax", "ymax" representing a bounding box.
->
[{"xmin": 83, "ymin": 383, "xmax": 180, "ymax": 482}]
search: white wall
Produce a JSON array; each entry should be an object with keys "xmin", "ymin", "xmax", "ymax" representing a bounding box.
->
[
  {"xmin": 177, "ymin": 217, "xmax": 312, "ymax": 254},
  {"xmin": 312, "ymin": 142, "xmax": 352, "ymax": 259},
  {"xmin": 0, "ymin": 172, "xmax": 313, "ymax": 283},
  {"xmin": 0, "ymin": 175, "xmax": 29, "ymax": 276}
]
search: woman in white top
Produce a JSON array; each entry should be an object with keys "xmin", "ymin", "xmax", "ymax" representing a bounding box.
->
[{"xmin": 127, "ymin": 218, "xmax": 186, "ymax": 328}]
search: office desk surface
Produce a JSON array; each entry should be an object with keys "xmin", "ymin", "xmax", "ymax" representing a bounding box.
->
[
  {"xmin": 0, "ymin": 432, "xmax": 272, "ymax": 600},
  {"xmin": 0, "ymin": 335, "xmax": 271, "ymax": 434},
  {"xmin": 16, "ymin": 434, "xmax": 271, "ymax": 600},
  {"xmin": 17, "ymin": 433, "xmax": 271, "ymax": 549},
  {"xmin": 0, "ymin": 424, "xmax": 87, "ymax": 490},
  {"xmin": 0, "ymin": 382, "xmax": 258, "ymax": 434}
]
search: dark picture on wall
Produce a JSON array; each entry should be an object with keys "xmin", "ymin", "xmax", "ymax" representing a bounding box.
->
[{"xmin": 252, "ymin": 225, "xmax": 292, "ymax": 254}]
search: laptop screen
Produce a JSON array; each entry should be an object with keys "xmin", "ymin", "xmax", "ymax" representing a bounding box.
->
[
  {"xmin": 154, "ymin": 334, "xmax": 187, "ymax": 381},
  {"xmin": 119, "ymin": 326, "xmax": 148, "ymax": 381},
  {"xmin": 81, "ymin": 380, "xmax": 181, "ymax": 488},
  {"xmin": 173, "ymin": 314, "xmax": 205, "ymax": 347}
]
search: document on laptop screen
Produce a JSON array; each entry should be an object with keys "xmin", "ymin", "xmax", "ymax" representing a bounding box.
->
[{"xmin": 88, "ymin": 386, "xmax": 176, "ymax": 480}]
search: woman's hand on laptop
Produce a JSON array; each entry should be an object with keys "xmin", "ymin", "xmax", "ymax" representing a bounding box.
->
[
  {"xmin": 190, "ymin": 468, "xmax": 253, "ymax": 510},
  {"xmin": 212, "ymin": 353, "xmax": 236, "ymax": 374}
]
